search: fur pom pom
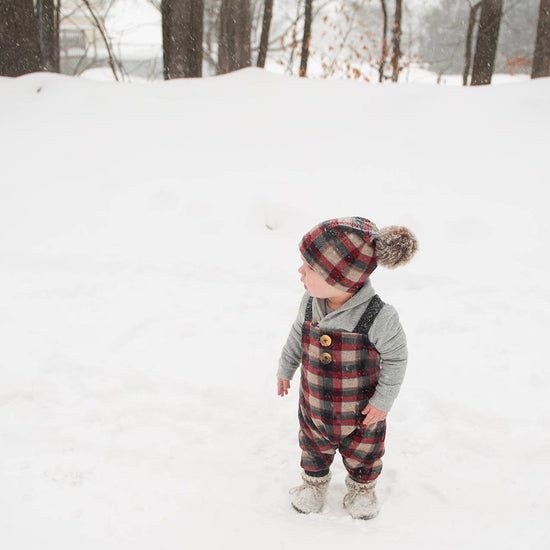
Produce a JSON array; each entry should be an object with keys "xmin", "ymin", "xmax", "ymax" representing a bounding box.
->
[{"xmin": 374, "ymin": 226, "xmax": 418, "ymax": 269}]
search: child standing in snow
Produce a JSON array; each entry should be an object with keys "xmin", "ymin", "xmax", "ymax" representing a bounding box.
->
[{"xmin": 277, "ymin": 217, "xmax": 417, "ymax": 519}]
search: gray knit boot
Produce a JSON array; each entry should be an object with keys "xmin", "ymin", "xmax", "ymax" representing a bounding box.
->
[
  {"xmin": 289, "ymin": 471, "xmax": 331, "ymax": 514},
  {"xmin": 342, "ymin": 475, "xmax": 380, "ymax": 520}
]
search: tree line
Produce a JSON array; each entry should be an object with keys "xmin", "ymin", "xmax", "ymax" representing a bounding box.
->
[{"xmin": 1, "ymin": 0, "xmax": 549, "ymax": 83}]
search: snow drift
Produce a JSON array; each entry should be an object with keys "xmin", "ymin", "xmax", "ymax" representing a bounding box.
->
[{"xmin": 0, "ymin": 69, "xmax": 548, "ymax": 549}]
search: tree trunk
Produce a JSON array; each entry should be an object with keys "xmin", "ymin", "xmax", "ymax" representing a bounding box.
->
[
  {"xmin": 37, "ymin": 0, "xmax": 60, "ymax": 72},
  {"xmin": 257, "ymin": 0, "xmax": 274, "ymax": 68},
  {"xmin": 471, "ymin": 0, "xmax": 503, "ymax": 86},
  {"xmin": 0, "ymin": 0, "xmax": 41, "ymax": 76},
  {"xmin": 390, "ymin": 0, "xmax": 402, "ymax": 82},
  {"xmin": 379, "ymin": 0, "xmax": 388, "ymax": 83},
  {"xmin": 532, "ymin": 0, "xmax": 550, "ymax": 78},
  {"xmin": 463, "ymin": 1, "xmax": 481, "ymax": 86},
  {"xmin": 299, "ymin": 0, "xmax": 313, "ymax": 77},
  {"xmin": 161, "ymin": 0, "xmax": 172, "ymax": 79},
  {"xmin": 162, "ymin": 0, "xmax": 204, "ymax": 79},
  {"xmin": 217, "ymin": 0, "xmax": 251, "ymax": 75}
]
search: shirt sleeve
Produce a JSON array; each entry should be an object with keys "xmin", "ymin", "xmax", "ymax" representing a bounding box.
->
[
  {"xmin": 367, "ymin": 304, "xmax": 408, "ymax": 412},
  {"xmin": 277, "ymin": 293, "xmax": 309, "ymax": 381}
]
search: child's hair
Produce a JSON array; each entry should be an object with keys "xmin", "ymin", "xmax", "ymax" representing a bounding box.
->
[{"xmin": 300, "ymin": 217, "xmax": 418, "ymax": 293}]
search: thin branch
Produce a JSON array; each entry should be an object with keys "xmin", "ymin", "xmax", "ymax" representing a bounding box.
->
[
  {"xmin": 73, "ymin": 40, "xmax": 94, "ymax": 76},
  {"xmin": 81, "ymin": 0, "xmax": 123, "ymax": 81},
  {"xmin": 80, "ymin": 10, "xmax": 128, "ymax": 79},
  {"xmin": 268, "ymin": 0, "xmax": 334, "ymax": 47},
  {"xmin": 325, "ymin": 5, "xmax": 359, "ymax": 76}
]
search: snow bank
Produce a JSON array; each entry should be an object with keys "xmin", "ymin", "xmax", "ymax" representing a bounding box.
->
[{"xmin": 0, "ymin": 69, "xmax": 548, "ymax": 549}]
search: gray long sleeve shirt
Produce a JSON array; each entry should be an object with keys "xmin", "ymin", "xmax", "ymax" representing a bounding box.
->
[{"xmin": 277, "ymin": 279, "xmax": 408, "ymax": 412}]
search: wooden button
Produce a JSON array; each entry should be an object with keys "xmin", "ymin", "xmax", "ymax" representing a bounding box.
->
[
  {"xmin": 320, "ymin": 352, "xmax": 332, "ymax": 364},
  {"xmin": 320, "ymin": 334, "xmax": 332, "ymax": 347}
]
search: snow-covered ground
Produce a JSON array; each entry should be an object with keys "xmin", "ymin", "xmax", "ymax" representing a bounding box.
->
[{"xmin": 0, "ymin": 69, "xmax": 549, "ymax": 549}]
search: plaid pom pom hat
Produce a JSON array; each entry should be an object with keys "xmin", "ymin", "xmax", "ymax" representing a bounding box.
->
[{"xmin": 299, "ymin": 217, "xmax": 418, "ymax": 293}]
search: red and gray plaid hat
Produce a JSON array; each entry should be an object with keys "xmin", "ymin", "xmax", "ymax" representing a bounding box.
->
[{"xmin": 299, "ymin": 216, "xmax": 418, "ymax": 293}]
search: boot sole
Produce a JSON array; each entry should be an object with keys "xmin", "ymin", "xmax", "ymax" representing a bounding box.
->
[
  {"xmin": 291, "ymin": 503, "xmax": 323, "ymax": 514},
  {"xmin": 291, "ymin": 504, "xmax": 307, "ymax": 514},
  {"xmin": 351, "ymin": 511, "xmax": 379, "ymax": 520}
]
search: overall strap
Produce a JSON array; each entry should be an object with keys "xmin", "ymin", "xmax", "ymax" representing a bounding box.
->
[
  {"xmin": 304, "ymin": 296, "xmax": 314, "ymax": 322},
  {"xmin": 353, "ymin": 294, "xmax": 384, "ymax": 340}
]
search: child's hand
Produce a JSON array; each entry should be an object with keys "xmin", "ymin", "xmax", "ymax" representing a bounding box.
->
[
  {"xmin": 277, "ymin": 378, "xmax": 290, "ymax": 397},
  {"xmin": 361, "ymin": 403, "xmax": 387, "ymax": 426}
]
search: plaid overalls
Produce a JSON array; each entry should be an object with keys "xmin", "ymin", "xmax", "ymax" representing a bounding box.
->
[{"xmin": 298, "ymin": 294, "xmax": 386, "ymax": 482}]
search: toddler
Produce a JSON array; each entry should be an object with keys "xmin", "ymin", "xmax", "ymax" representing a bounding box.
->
[{"xmin": 277, "ymin": 217, "xmax": 418, "ymax": 519}]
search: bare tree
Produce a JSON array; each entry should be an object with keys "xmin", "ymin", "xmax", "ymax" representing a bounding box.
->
[
  {"xmin": 162, "ymin": 0, "xmax": 204, "ymax": 79},
  {"xmin": 322, "ymin": 3, "xmax": 362, "ymax": 78},
  {"xmin": 64, "ymin": 0, "xmax": 125, "ymax": 78},
  {"xmin": 257, "ymin": 0, "xmax": 274, "ymax": 68},
  {"xmin": 390, "ymin": 0, "xmax": 402, "ymax": 82},
  {"xmin": 81, "ymin": 0, "xmax": 125, "ymax": 81},
  {"xmin": 218, "ymin": 0, "xmax": 251, "ymax": 74},
  {"xmin": 299, "ymin": 0, "xmax": 313, "ymax": 77},
  {"xmin": 283, "ymin": 0, "xmax": 303, "ymax": 75},
  {"xmin": 36, "ymin": 0, "xmax": 60, "ymax": 72},
  {"xmin": 379, "ymin": 0, "xmax": 389, "ymax": 82},
  {"xmin": 463, "ymin": 1, "xmax": 482, "ymax": 85},
  {"xmin": 471, "ymin": 0, "xmax": 503, "ymax": 85},
  {"xmin": 532, "ymin": 0, "xmax": 550, "ymax": 78},
  {"xmin": 0, "ymin": 0, "xmax": 41, "ymax": 76}
]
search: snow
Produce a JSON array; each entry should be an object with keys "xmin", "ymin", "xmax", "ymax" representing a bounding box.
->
[
  {"xmin": 0, "ymin": 68, "xmax": 549, "ymax": 549},
  {"xmin": 105, "ymin": 0, "xmax": 161, "ymax": 60}
]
